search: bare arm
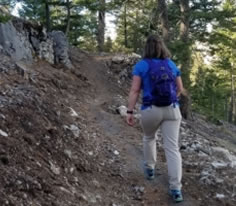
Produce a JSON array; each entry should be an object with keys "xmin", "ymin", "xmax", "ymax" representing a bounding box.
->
[
  {"xmin": 126, "ymin": 76, "xmax": 141, "ymax": 126},
  {"xmin": 176, "ymin": 76, "xmax": 187, "ymax": 96},
  {"xmin": 127, "ymin": 76, "xmax": 141, "ymax": 111}
]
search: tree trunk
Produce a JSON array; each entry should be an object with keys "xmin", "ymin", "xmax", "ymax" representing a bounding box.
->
[
  {"xmin": 211, "ymin": 94, "xmax": 215, "ymax": 115},
  {"xmin": 179, "ymin": 0, "xmax": 190, "ymax": 84},
  {"xmin": 180, "ymin": 0, "xmax": 189, "ymax": 41},
  {"xmin": 97, "ymin": 0, "xmax": 106, "ymax": 52},
  {"xmin": 124, "ymin": 3, "xmax": 128, "ymax": 47},
  {"xmin": 157, "ymin": 0, "xmax": 169, "ymax": 42},
  {"xmin": 45, "ymin": 0, "xmax": 51, "ymax": 32},
  {"xmin": 65, "ymin": 0, "xmax": 71, "ymax": 37},
  {"xmin": 224, "ymin": 97, "xmax": 228, "ymax": 121},
  {"xmin": 179, "ymin": 0, "xmax": 191, "ymax": 119},
  {"xmin": 229, "ymin": 72, "xmax": 235, "ymax": 123}
]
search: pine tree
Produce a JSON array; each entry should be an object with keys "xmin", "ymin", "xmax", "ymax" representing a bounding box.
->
[
  {"xmin": 97, "ymin": 0, "xmax": 106, "ymax": 52},
  {"xmin": 208, "ymin": 0, "xmax": 236, "ymax": 122},
  {"xmin": 157, "ymin": 0, "xmax": 169, "ymax": 42}
]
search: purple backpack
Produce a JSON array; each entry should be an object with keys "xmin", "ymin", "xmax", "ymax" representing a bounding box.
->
[{"xmin": 144, "ymin": 59, "xmax": 177, "ymax": 107}]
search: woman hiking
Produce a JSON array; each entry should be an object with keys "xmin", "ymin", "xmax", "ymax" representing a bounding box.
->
[{"xmin": 126, "ymin": 35, "xmax": 184, "ymax": 203}]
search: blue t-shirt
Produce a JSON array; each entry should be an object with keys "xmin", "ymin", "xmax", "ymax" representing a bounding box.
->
[{"xmin": 132, "ymin": 58, "xmax": 181, "ymax": 110}]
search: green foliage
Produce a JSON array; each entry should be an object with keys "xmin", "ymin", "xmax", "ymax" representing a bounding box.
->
[
  {"xmin": 104, "ymin": 37, "xmax": 112, "ymax": 52},
  {"xmin": 0, "ymin": 0, "xmax": 15, "ymax": 23},
  {"xmin": 114, "ymin": 0, "xmax": 156, "ymax": 54},
  {"xmin": 111, "ymin": 41, "xmax": 133, "ymax": 54},
  {"xmin": 73, "ymin": 10, "xmax": 98, "ymax": 50},
  {"xmin": 191, "ymin": 63, "xmax": 230, "ymax": 121},
  {"xmin": 18, "ymin": 0, "xmax": 45, "ymax": 21},
  {"xmin": 189, "ymin": 0, "xmax": 236, "ymax": 122},
  {"xmin": 0, "ymin": 0, "xmax": 18, "ymax": 9},
  {"xmin": 205, "ymin": 0, "xmax": 236, "ymax": 122},
  {"xmin": 17, "ymin": 0, "xmax": 99, "ymax": 48},
  {"xmin": 0, "ymin": 13, "xmax": 12, "ymax": 23},
  {"xmin": 189, "ymin": 0, "xmax": 221, "ymax": 42},
  {"xmin": 10, "ymin": 0, "xmax": 236, "ymax": 123}
]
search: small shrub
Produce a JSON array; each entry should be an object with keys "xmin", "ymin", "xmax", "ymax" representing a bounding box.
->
[{"xmin": 0, "ymin": 14, "xmax": 11, "ymax": 23}]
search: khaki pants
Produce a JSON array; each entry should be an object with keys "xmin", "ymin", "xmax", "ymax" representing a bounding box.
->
[{"xmin": 140, "ymin": 104, "xmax": 182, "ymax": 190}]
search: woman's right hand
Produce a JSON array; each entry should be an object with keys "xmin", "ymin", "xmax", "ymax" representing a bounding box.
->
[{"xmin": 126, "ymin": 114, "xmax": 135, "ymax": 126}]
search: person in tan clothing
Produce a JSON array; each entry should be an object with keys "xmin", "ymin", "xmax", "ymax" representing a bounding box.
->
[{"xmin": 126, "ymin": 35, "xmax": 185, "ymax": 203}]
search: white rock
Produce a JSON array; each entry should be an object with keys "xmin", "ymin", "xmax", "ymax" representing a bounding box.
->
[
  {"xmin": 64, "ymin": 125, "xmax": 80, "ymax": 138},
  {"xmin": 114, "ymin": 150, "xmax": 119, "ymax": 155},
  {"xmin": 64, "ymin": 149, "xmax": 72, "ymax": 159},
  {"xmin": 79, "ymin": 194, "xmax": 88, "ymax": 201},
  {"xmin": 70, "ymin": 167, "xmax": 75, "ymax": 173},
  {"xmin": 118, "ymin": 105, "xmax": 127, "ymax": 117},
  {"xmin": 23, "ymin": 193, "xmax": 27, "ymax": 199},
  {"xmin": 131, "ymin": 53, "xmax": 141, "ymax": 58},
  {"xmin": 70, "ymin": 125, "xmax": 80, "ymax": 137},
  {"xmin": 0, "ymin": 129, "xmax": 8, "ymax": 137},
  {"xmin": 211, "ymin": 161, "xmax": 228, "ymax": 169},
  {"xmin": 134, "ymin": 113, "xmax": 141, "ymax": 119},
  {"xmin": 112, "ymin": 56, "xmax": 124, "ymax": 63},
  {"xmin": 44, "ymin": 135, "xmax": 51, "ymax": 140},
  {"xmin": 0, "ymin": 114, "xmax": 6, "ymax": 119},
  {"xmin": 88, "ymin": 151, "xmax": 93, "ymax": 156},
  {"xmin": 90, "ymin": 197, "xmax": 97, "ymax": 203},
  {"xmin": 216, "ymin": 193, "xmax": 225, "ymax": 199},
  {"xmin": 181, "ymin": 131, "xmax": 187, "ymax": 136},
  {"xmin": 92, "ymin": 133, "xmax": 97, "ymax": 138},
  {"xmin": 215, "ymin": 178, "xmax": 224, "ymax": 184},
  {"xmin": 92, "ymin": 179, "xmax": 100, "ymax": 188},
  {"xmin": 200, "ymin": 176, "xmax": 213, "ymax": 185},
  {"xmin": 134, "ymin": 186, "xmax": 145, "ymax": 193},
  {"xmin": 96, "ymin": 194, "xmax": 102, "ymax": 201},
  {"xmin": 56, "ymin": 111, "xmax": 61, "ymax": 117},
  {"xmin": 60, "ymin": 186, "xmax": 71, "ymax": 194},
  {"xmin": 200, "ymin": 170, "xmax": 210, "ymax": 177},
  {"xmin": 74, "ymin": 177, "xmax": 79, "ymax": 182},
  {"xmin": 230, "ymin": 160, "xmax": 236, "ymax": 168},
  {"xmin": 50, "ymin": 162, "xmax": 60, "ymax": 175},
  {"xmin": 69, "ymin": 107, "xmax": 78, "ymax": 117},
  {"xmin": 198, "ymin": 151, "xmax": 208, "ymax": 157},
  {"xmin": 36, "ymin": 161, "xmax": 42, "ymax": 167},
  {"xmin": 212, "ymin": 147, "xmax": 232, "ymax": 161},
  {"xmin": 212, "ymin": 147, "xmax": 236, "ymax": 168}
]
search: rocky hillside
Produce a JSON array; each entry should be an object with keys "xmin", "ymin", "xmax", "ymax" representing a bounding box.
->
[{"xmin": 0, "ymin": 19, "xmax": 236, "ymax": 206}]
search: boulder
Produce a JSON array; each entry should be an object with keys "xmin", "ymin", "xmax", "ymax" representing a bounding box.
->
[
  {"xmin": 0, "ymin": 21, "xmax": 33, "ymax": 61},
  {"xmin": 0, "ymin": 19, "xmax": 73, "ymax": 68},
  {"xmin": 38, "ymin": 38, "xmax": 54, "ymax": 64},
  {"xmin": 107, "ymin": 53, "xmax": 141, "ymax": 84},
  {"xmin": 49, "ymin": 31, "xmax": 74, "ymax": 69}
]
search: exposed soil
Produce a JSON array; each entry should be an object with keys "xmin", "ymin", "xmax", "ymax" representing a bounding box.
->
[{"xmin": 0, "ymin": 49, "xmax": 235, "ymax": 206}]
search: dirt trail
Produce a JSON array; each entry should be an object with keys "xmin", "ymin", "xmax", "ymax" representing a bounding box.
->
[
  {"xmin": 1, "ymin": 49, "xmax": 235, "ymax": 206},
  {"xmin": 78, "ymin": 54, "xmax": 201, "ymax": 206}
]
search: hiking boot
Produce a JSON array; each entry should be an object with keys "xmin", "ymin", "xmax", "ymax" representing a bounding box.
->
[
  {"xmin": 169, "ymin": 189, "xmax": 183, "ymax": 203},
  {"xmin": 144, "ymin": 168, "xmax": 155, "ymax": 180}
]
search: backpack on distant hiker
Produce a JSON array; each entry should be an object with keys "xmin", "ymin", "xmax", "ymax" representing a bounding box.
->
[{"xmin": 143, "ymin": 59, "xmax": 177, "ymax": 107}]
